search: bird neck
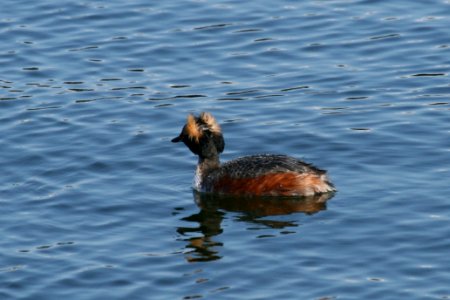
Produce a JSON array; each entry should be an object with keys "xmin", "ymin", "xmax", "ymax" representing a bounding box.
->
[
  {"xmin": 198, "ymin": 155, "xmax": 220, "ymax": 173},
  {"xmin": 193, "ymin": 155, "xmax": 220, "ymax": 191}
]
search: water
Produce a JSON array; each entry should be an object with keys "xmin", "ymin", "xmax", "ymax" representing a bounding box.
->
[{"xmin": 1, "ymin": 0, "xmax": 450, "ymax": 299}]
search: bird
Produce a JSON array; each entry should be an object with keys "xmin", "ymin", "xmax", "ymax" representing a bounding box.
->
[{"xmin": 172, "ymin": 112, "xmax": 335, "ymax": 197}]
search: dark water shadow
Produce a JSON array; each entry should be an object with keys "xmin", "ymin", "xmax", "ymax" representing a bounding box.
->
[{"xmin": 177, "ymin": 192, "xmax": 334, "ymax": 262}]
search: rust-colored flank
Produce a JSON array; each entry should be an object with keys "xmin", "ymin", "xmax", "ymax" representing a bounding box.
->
[{"xmin": 212, "ymin": 172, "xmax": 328, "ymax": 197}]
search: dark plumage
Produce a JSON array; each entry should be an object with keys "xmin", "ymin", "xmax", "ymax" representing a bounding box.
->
[
  {"xmin": 172, "ymin": 112, "xmax": 335, "ymax": 196},
  {"xmin": 217, "ymin": 154, "xmax": 325, "ymax": 178}
]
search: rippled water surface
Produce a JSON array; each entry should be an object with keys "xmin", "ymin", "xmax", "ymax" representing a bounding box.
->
[{"xmin": 1, "ymin": 0, "xmax": 450, "ymax": 299}]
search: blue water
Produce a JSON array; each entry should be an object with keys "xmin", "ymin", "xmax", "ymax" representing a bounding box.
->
[{"xmin": 1, "ymin": 0, "xmax": 450, "ymax": 299}]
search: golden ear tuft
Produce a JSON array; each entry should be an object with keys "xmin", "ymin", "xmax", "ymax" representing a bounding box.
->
[
  {"xmin": 199, "ymin": 112, "xmax": 221, "ymax": 134},
  {"xmin": 186, "ymin": 114, "xmax": 202, "ymax": 142}
]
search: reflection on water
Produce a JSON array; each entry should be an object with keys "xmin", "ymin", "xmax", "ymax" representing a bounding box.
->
[
  {"xmin": 194, "ymin": 191, "xmax": 334, "ymax": 217},
  {"xmin": 177, "ymin": 209, "xmax": 225, "ymax": 262},
  {"xmin": 177, "ymin": 192, "xmax": 334, "ymax": 262}
]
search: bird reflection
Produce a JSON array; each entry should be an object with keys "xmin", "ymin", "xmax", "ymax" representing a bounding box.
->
[
  {"xmin": 177, "ymin": 191, "xmax": 334, "ymax": 262},
  {"xmin": 177, "ymin": 209, "xmax": 224, "ymax": 262}
]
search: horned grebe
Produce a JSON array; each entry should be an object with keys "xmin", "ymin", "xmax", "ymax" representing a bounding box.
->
[{"xmin": 172, "ymin": 112, "xmax": 335, "ymax": 197}]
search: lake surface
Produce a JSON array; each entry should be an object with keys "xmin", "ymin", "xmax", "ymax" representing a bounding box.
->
[{"xmin": 1, "ymin": 0, "xmax": 450, "ymax": 299}]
